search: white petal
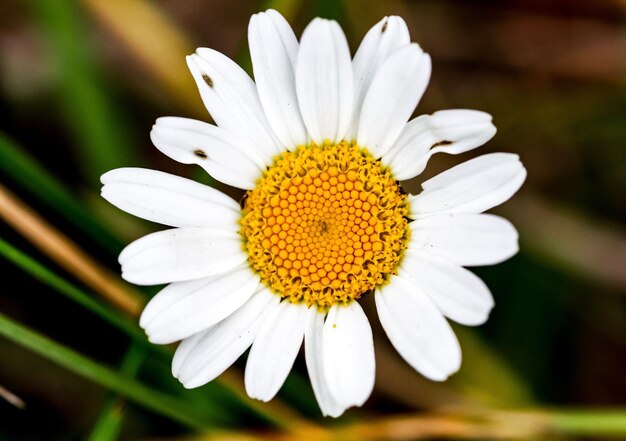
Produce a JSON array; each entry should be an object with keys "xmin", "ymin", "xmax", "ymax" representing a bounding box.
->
[
  {"xmin": 347, "ymin": 16, "xmax": 410, "ymax": 140},
  {"xmin": 119, "ymin": 227, "xmax": 246, "ymax": 285},
  {"xmin": 409, "ymin": 214, "xmax": 519, "ymax": 266},
  {"xmin": 322, "ymin": 302, "xmax": 375, "ymax": 409},
  {"xmin": 150, "ymin": 117, "xmax": 262, "ymax": 190},
  {"xmin": 399, "ymin": 250, "xmax": 494, "ymax": 325},
  {"xmin": 357, "ymin": 45, "xmax": 431, "ymax": 158},
  {"xmin": 173, "ymin": 288, "xmax": 279, "ymax": 388},
  {"xmin": 409, "ymin": 153, "xmax": 526, "ymax": 218},
  {"xmin": 376, "ymin": 276, "xmax": 461, "ymax": 381},
  {"xmin": 101, "ymin": 168, "xmax": 240, "ymax": 228},
  {"xmin": 140, "ymin": 265, "xmax": 259, "ymax": 344},
  {"xmin": 249, "ymin": 10, "xmax": 307, "ymax": 148},
  {"xmin": 187, "ymin": 50, "xmax": 281, "ymax": 162},
  {"xmin": 171, "ymin": 329, "xmax": 205, "ymax": 378},
  {"xmin": 384, "ymin": 110, "xmax": 497, "ymax": 180},
  {"xmin": 245, "ymin": 301, "xmax": 308, "ymax": 401},
  {"xmin": 296, "ymin": 18, "xmax": 353, "ymax": 144},
  {"xmin": 304, "ymin": 308, "xmax": 346, "ymax": 417}
]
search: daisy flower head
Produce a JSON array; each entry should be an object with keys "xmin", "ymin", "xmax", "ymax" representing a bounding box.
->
[{"xmin": 101, "ymin": 10, "xmax": 526, "ymax": 417}]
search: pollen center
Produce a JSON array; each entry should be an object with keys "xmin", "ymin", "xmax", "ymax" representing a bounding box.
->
[{"xmin": 241, "ymin": 142, "xmax": 409, "ymax": 308}]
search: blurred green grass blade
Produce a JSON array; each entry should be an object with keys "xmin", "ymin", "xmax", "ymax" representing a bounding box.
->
[
  {"xmin": 0, "ymin": 237, "xmax": 145, "ymax": 341},
  {"xmin": 279, "ymin": 370, "xmax": 321, "ymax": 417},
  {"xmin": 28, "ymin": 0, "xmax": 136, "ymax": 182},
  {"xmin": 0, "ymin": 132, "xmax": 122, "ymax": 254},
  {"xmin": 0, "ymin": 312, "xmax": 229, "ymax": 430},
  {"xmin": 88, "ymin": 343, "xmax": 147, "ymax": 441},
  {"xmin": 453, "ymin": 328, "xmax": 534, "ymax": 406},
  {"xmin": 261, "ymin": 0, "xmax": 301, "ymax": 20},
  {"xmin": 551, "ymin": 409, "xmax": 626, "ymax": 436},
  {"xmin": 88, "ymin": 399, "xmax": 124, "ymax": 441},
  {"xmin": 0, "ymin": 238, "xmax": 297, "ymax": 429},
  {"xmin": 316, "ymin": 0, "xmax": 345, "ymax": 21}
]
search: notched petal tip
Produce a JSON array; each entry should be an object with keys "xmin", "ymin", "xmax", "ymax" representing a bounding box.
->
[
  {"xmin": 100, "ymin": 167, "xmax": 142, "ymax": 185},
  {"xmin": 323, "ymin": 408, "xmax": 347, "ymax": 418},
  {"xmin": 194, "ymin": 47, "xmax": 214, "ymax": 58},
  {"xmin": 252, "ymin": 8, "xmax": 279, "ymax": 19},
  {"xmin": 432, "ymin": 108, "xmax": 493, "ymax": 123},
  {"xmin": 408, "ymin": 41, "xmax": 426, "ymax": 55},
  {"xmin": 471, "ymin": 304, "xmax": 494, "ymax": 327},
  {"xmin": 184, "ymin": 54, "xmax": 196, "ymax": 68},
  {"xmin": 180, "ymin": 380, "xmax": 201, "ymax": 390},
  {"xmin": 146, "ymin": 332, "xmax": 170, "ymax": 345},
  {"xmin": 309, "ymin": 16, "xmax": 331, "ymax": 25},
  {"xmin": 426, "ymin": 367, "xmax": 459, "ymax": 382},
  {"xmin": 186, "ymin": 53, "xmax": 215, "ymax": 88},
  {"xmin": 119, "ymin": 270, "xmax": 150, "ymax": 287},
  {"xmin": 99, "ymin": 169, "xmax": 116, "ymax": 185}
]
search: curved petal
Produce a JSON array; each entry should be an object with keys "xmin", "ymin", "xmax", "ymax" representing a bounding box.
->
[
  {"xmin": 323, "ymin": 302, "xmax": 375, "ymax": 409},
  {"xmin": 347, "ymin": 15, "xmax": 410, "ymax": 140},
  {"xmin": 150, "ymin": 117, "xmax": 263, "ymax": 190},
  {"xmin": 296, "ymin": 18, "xmax": 353, "ymax": 144},
  {"xmin": 140, "ymin": 265, "xmax": 259, "ymax": 344},
  {"xmin": 119, "ymin": 227, "xmax": 246, "ymax": 285},
  {"xmin": 245, "ymin": 301, "xmax": 308, "ymax": 401},
  {"xmin": 101, "ymin": 168, "xmax": 240, "ymax": 228},
  {"xmin": 171, "ymin": 330, "xmax": 205, "ymax": 379},
  {"xmin": 376, "ymin": 276, "xmax": 461, "ymax": 381},
  {"xmin": 409, "ymin": 153, "xmax": 526, "ymax": 218},
  {"xmin": 249, "ymin": 9, "xmax": 307, "ymax": 148},
  {"xmin": 399, "ymin": 250, "xmax": 494, "ymax": 326},
  {"xmin": 173, "ymin": 288, "xmax": 279, "ymax": 388},
  {"xmin": 409, "ymin": 214, "xmax": 519, "ymax": 266},
  {"xmin": 187, "ymin": 50, "xmax": 281, "ymax": 162},
  {"xmin": 304, "ymin": 307, "xmax": 346, "ymax": 417},
  {"xmin": 357, "ymin": 44, "xmax": 431, "ymax": 158},
  {"xmin": 384, "ymin": 110, "xmax": 497, "ymax": 180}
]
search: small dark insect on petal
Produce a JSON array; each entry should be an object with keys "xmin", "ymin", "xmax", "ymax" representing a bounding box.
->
[
  {"xmin": 202, "ymin": 74, "xmax": 213, "ymax": 88},
  {"xmin": 381, "ymin": 19, "xmax": 388, "ymax": 33},
  {"xmin": 431, "ymin": 140, "xmax": 453, "ymax": 148},
  {"xmin": 194, "ymin": 149, "xmax": 208, "ymax": 159}
]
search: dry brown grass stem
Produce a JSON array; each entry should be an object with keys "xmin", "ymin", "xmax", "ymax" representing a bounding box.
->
[
  {"xmin": 325, "ymin": 411, "xmax": 548, "ymax": 440},
  {"xmin": 83, "ymin": 0, "xmax": 203, "ymax": 117},
  {"xmin": 499, "ymin": 194, "xmax": 626, "ymax": 291},
  {"xmin": 0, "ymin": 183, "xmax": 143, "ymax": 315},
  {"xmin": 161, "ymin": 410, "xmax": 551, "ymax": 441},
  {"xmin": 0, "ymin": 384, "xmax": 26, "ymax": 410},
  {"xmin": 218, "ymin": 370, "xmax": 320, "ymax": 433}
]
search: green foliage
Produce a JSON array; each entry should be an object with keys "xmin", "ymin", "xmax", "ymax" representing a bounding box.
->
[
  {"xmin": 28, "ymin": 0, "xmax": 137, "ymax": 182},
  {"xmin": 0, "ymin": 238, "xmax": 142, "ymax": 341},
  {"xmin": 87, "ymin": 344, "xmax": 147, "ymax": 441},
  {"xmin": 0, "ymin": 133, "xmax": 122, "ymax": 254},
  {"xmin": 0, "ymin": 312, "xmax": 229, "ymax": 430}
]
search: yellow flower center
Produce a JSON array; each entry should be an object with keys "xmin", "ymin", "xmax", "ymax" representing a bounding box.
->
[{"xmin": 240, "ymin": 142, "xmax": 409, "ymax": 308}]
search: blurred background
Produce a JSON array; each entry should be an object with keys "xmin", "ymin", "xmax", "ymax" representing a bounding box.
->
[{"xmin": 0, "ymin": 0, "xmax": 625, "ymax": 440}]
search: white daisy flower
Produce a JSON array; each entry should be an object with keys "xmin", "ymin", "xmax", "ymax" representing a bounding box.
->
[{"xmin": 101, "ymin": 10, "xmax": 526, "ymax": 417}]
